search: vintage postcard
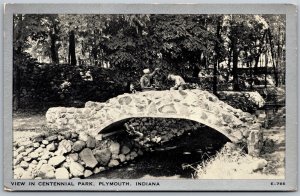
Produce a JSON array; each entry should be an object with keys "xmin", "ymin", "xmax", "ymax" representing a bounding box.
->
[{"xmin": 3, "ymin": 3, "xmax": 298, "ymax": 191}]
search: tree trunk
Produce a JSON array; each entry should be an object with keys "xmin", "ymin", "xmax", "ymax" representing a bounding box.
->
[
  {"xmin": 92, "ymin": 47, "xmax": 97, "ymax": 66},
  {"xmin": 232, "ymin": 36, "xmax": 240, "ymax": 91},
  {"xmin": 50, "ymin": 32, "xmax": 59, "ymax": 64},
  {"xmin": 213, "ymin": 16, "xmax": 222, "ymax": 95},
  {"xmin": 267, "ymin": 28, "xmax": 279, "ymax": 87},
  {"xmin": 69, "ymin": 30, "xmax": 76, "ymax": 66},
  {"xmin": 253, "ymin": 31, "xmax": 267, "ymax": 75},
  {"xmin": 13, "ymin": 59, "xmax": 21, "ymax": 111},
  {"xmin": 202, "ymin": 55, "xmax": 207, "ymax": 68},
  {"xmin": 249, "ymin": 59, "xmax": 253, "ymax": 90},
  {"xmin": 227, "ymin": 48, "xmax": 232, "ymax": 71},
  {"xmin": 13, "ymin": 14, "xmax": 23, "ymax": 111},
  {"xmin": 49, "ymin": 16, "xmax": 59, "ymax": 64},
  {"xmin": 254, "ymin": 55, "xmax": 260, "ymax": 74},
  {"xmin": 276, "ymin": 27, "xmax": 281, "ymax": 86},
  {"xmin": 192, "ymin": 65, "xmax": 200, "ymax": 78},
  {"xmin": 265, "ymin": 53, "xmax": 268, "ymax": 88}
]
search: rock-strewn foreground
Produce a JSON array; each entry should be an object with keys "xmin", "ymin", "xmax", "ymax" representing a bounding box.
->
[{"xmin": 13, "ymin": 131, "xmax": 143, "ymax": 179}]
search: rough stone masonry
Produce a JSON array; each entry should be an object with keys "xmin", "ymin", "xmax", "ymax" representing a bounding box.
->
[{"xmin": 46, "ymin": 89, "xmax": 262, "ymax": 144}]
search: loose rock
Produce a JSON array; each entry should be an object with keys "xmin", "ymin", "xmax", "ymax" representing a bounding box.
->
[
  {"xmin": 58, "ymin": 135, "xmax": 65, "ymax": 141},
  {"xmin": 33, "ymin": 143, "xmax": 40, "ymax": 148},
  {"xmin": 84, "ymin": 170, "xmax": 93, "ymax": 178},
  {"xmin": 16, "ymin": 146, "xmax": 25, "ymax": 154},
  {"xmin": 14, "ymin": 167, "xmax": 25, "ymax": 179},
  {"xmin": 109, "ymin": 142, "xmax": 120, "ymax": 155},
  {"xmin": 72, "ymin": 141, "xmax": 86, "ymax": 152},
  {"xmin": 40, "ymin": 152, "xmax": 52, "ymax": 160},
  {"xmin": 55, "ymin": 167, "xmax": 70, "ymax": 179},
  {"xmin": 46, "ymin": 135, "xmax": 58, "ymax": 142},
  {"xmin": 38, "ymin": 164, "xmax": 55, "ymax": 179},
  {"xmin": 20, "ymin": 161, "xmax": 29, "ymax": 169},
  {"xmin": 79, "ymin": 148, "xmax": 98, "ymax": 168},
  {"xmin": 69, "ymin": 162, "xmax": 84, "ymax": 177},
  {"xmin": 25, "ymin": 147, "xmax": 34, "ymax": 155},
  {"xmin": 20, "ymin": 170, "xmax": 33, "ymax": 179},
  {"xmin": 71, "ymin": 133, "xmax": 78, "ymax": 139},
  {"xmin": 29, "ymin": 151, "xmax": 39, "ymax": 159},
  {"xmin": 42, "ymin": 140, "xmax": 49, "ymax": 145},
  {"xmin": 111, "ymin": 154, "xmax": 119, "ymax": 160},
  {"xmin": 119, "ymin": 154, "xmax": 126, "ymax": 162},
  {"xmin": 18, "ymin": 141, "xmax": 32, "ymax": 147},
  {"xmin": 56, "ymin": 140, "xmax": 72, "ymax": 155},
  {"xmin": 93, "ymin": 167, "xmax": 101, "ymax": 174},
  {"xmin": 63, "ymin": 132, "xmax": 71, "ymax": 140},
  {"xmin": 86, "ymin": 136, "xmax": 96, "ymax": 148},
  {"xmin": 46, "ymin": 143, "xmax": 56, "ymax": 151},
  {"xmin": 108, "ymin": 159, "xmax": 119, "ymax": 167},
  {"xmin": 31, "ymin": 160, "xmax": 38, "ymax": 165},
  {"xmin": 33, "ymin": 135, "xmax": 44, "ymax": 143},
  {"xmin": 24, "ymin": 156, "xmax": 32, "ymax": 162},
  {"xmin": 69, "ymin": 153, "xmax": 79, "ymax": 162},
  {"xmin": 251, "ymin": 159, "xmax": 268, "ymax": 171},
  {"xmin": 130, "ymin": 151, "xmax": 138, "ymax": 159},
  {"xmin": 48, "ymin": 156, "xmax": 66, "ymax": 167},
  {"xmin": 94, "ymin": 149, "xmax": 111, "ymax": 166},
  {"xmin": 14, "ymin": 154, "xmax": 24, "ymax": 165},
  {"xmin": 121, "ymin": 146, "xmax": 130, "ymax": 155},
  {"xmin": 79, "ymin": 132, "xmax": 89, "ymax": 142}
]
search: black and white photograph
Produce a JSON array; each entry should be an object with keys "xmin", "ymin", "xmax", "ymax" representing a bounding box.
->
[{"xmin": 3, "ymin": 3, "xmax": 298, "ymax": 191}]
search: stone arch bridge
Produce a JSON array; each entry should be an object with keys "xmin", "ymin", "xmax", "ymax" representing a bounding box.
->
[{"xmin": 46, "ymin": 90, "xmax": 262, "ymax": 147}]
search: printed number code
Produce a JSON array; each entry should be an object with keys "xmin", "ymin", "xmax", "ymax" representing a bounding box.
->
[{"xmin": 270, "ymin": 182, "xmax": 285, "ymax": 186}]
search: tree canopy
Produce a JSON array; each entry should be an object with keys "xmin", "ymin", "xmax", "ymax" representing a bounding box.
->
[{"xmin": 13, "ymin": 14, "xmax": 286, "ymax": 109}]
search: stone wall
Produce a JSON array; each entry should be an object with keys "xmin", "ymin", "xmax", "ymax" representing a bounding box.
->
[{"xmin": 13, "ymin": 131, "xmax": 143, "ymax": 179}]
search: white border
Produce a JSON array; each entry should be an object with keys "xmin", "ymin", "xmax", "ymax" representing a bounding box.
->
[{"xmin": 2, "ymin": 2, "xmax": 298, "ymax": 192}]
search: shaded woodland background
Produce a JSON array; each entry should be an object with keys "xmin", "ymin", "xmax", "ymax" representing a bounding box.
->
[{"xmin": 13, "ymin": 14, "xmax": 286, "ymax": 110}]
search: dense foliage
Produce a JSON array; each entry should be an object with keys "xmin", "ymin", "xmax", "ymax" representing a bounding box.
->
[{"xmin": 13, "ymin": 14, "xmax": 286, "ymax": 110}]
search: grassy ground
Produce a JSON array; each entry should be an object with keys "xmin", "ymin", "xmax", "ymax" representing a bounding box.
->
[{"xmin": 13, "ymin": 111, "xmax": 51, "ymax": 143}]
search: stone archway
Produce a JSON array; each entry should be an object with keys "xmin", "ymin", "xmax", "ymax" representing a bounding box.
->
[{"xmin": 46, "ymin": 89, "xmax": 262, "ymax": 145}]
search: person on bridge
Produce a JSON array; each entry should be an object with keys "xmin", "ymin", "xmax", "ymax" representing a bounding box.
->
[
  {"xmin": 167, "ymin": 74, "xmax": 187, "ymax": 90},
  {"xmin": 140, "ymin": 68, "xmax": 160, "ymax": 91}
]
